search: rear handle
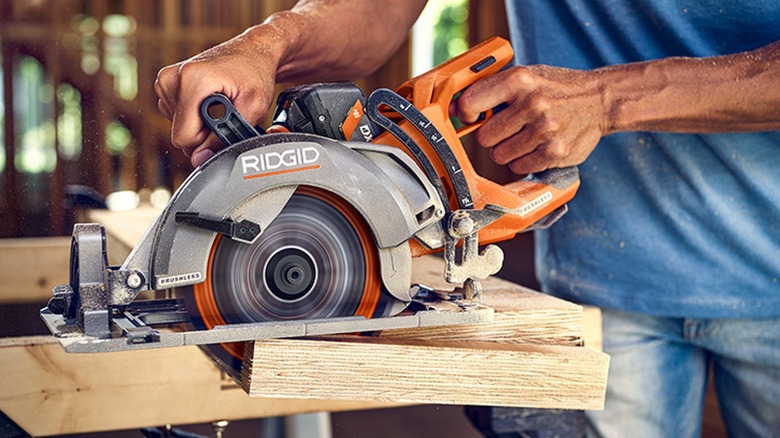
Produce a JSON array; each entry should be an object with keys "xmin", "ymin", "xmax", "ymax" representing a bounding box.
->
[{"xmin": 199, "ymin": 93, "xmax": 262, "ymax": 147}]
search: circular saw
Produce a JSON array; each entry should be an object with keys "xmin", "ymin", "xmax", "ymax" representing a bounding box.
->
[{"xmin": 41, "ymin": 37, "xmax": 580, "ymax": 375}]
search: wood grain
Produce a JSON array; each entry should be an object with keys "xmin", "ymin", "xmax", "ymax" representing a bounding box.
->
[
  {"xmin": 382, "ymin": 286, "xmax": 583, "ymax": 346},
  {"xmin": 0, "ymin": 336, "xmax": 399, "ymax": 436},
  {"xmin": 242, "ymin": 337, "xmax": 608, "ymax": 409},
  {"xmin": 0, "ymin": 237, "xmax": 71, "ymax": 304},
  {"xmin": 393, "ymin": 256, "xmax": 584, "ymax": 346},
  {"xmin": 240, "ymin": 258, "xmax": 608, "ymax": 410}
]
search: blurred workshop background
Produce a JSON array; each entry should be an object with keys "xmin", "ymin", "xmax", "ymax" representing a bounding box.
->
[{"xmin": 0, "ymin": 0, "xmax": 520, "ymax": 250}]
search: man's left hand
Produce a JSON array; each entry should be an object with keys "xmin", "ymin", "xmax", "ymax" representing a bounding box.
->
[{"xmin": 456, "ymin": 65, "xmax": 609, "ymax": 174}]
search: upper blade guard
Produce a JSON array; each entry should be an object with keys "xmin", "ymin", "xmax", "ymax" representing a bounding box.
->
[{"xmin": 118, "ymin": 132, "xmax": 445, "ymax": 305}]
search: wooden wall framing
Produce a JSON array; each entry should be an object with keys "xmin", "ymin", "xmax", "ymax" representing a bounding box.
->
[{"xmin": 0, "ymin": 0, "xmax": 412, "ymax": 238}]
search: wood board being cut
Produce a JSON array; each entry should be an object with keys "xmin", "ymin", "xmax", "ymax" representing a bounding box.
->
[
  {"xmin": 240, "ymin": 257, "xmax": 609, "ymax": 409},
  {"xmin": 0, "ymin": 336, "xmax": 398, "ymax": 437},
  {"xmin": 242, "ymin": 337, "xmax": 607, "ymax": 409},
  {"xmin": 88, "ymin": 207, "xmax": 609, "ymax": 409}
]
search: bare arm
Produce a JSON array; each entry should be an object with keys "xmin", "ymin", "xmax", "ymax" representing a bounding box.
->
[
  {"xmin": 274, "ymin": 0, "xmax": 426, "ymax": 83},
  {"xmin": 457, "ymin": 41, "xmax": 780, "ymax": 174},
  {"xmin": 606, "ymin": 41, "xmax": 780, "ymax": 133},
  {"xmin": 155, "ymin": 0, "xmax": 426, "ymax": 166}
]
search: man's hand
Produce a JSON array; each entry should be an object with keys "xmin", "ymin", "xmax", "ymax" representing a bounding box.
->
[
  {"xmin": 457, "ymin": 40, "xmax": 780, "ymax": 175},
  {"xmin": 155, "ymin": 1, "xmax": 426, "ymax": 168},
  {"xmin": 456, "ymin": 65, "xmax": 610, "ymax": 175},
  {"xmin": 155, "ymin": 25, "xmax": 288, "ymax": 167}
]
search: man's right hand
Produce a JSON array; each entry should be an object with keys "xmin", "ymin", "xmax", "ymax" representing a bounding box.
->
[
  {"xmin": 154, "ymin": 1, "xmax": 426, "ymax": 167},
  {"xmin": 155, "ymin": 24, "xmax": 289, "ymax": 167}
]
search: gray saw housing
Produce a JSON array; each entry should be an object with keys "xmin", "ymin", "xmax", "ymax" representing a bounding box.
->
[
  {"xmin": 130, "ymin": 133, "xmax": 446, "ymax": 303},
  {"xmin": 47, "ymin": 132, "xmax": 450, "ymax": 340}
]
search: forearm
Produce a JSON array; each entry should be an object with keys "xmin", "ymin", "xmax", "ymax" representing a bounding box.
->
[
  {"xmin": 254, "ymin": 0, "xmax": 426, "ymax": 83},
  {"xmin": 156, "ymin": 0, "xmax": 426, "ymax": 165},
  {"xmin": 602, "ymin": 41, "xmax": 780, "ymax": 134}
]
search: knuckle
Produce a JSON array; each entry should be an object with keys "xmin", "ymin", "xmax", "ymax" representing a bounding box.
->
[
  {"xmin": 153, "ymin": 76, "xmax": 162, "ymax": 94},
  {"xmin": 489, "ymin": 146, "xmax": 509, "ymax": 165},
  {"xmin": 457, "ymin": 94, "xmax": 479, "ymax": 121},
  {"xmin": 508, "ymin": 160, "xmax": 530, "ymax": 175},
  {"xmin": 170, "ymin": 134, "xmax": 184, "ymax": 150},
  {"xmin": 156, "ymin": 98, "xmax": 166, "ymax": 114},
  {"xmin": 156, "ymin": 65, "xmax": 172, "ymax": 81},
  {"xmin": 528, "ymin": 95, "xmax": 552, "ymax": 114},
  {"xmin": 176, "ymin": 61, "xmax": 201, "ymax": 81},
  {"xmin": 537, "ymin": 113, "xmax": 559, "ymax": 133},
  {"xmin": 155, "ymin": 65, "xmax": 177, "ymax": 89},
  {"xmin": 542, "ymin": 140, "xmax": 567, "ymax": 159},
  {"xmin": 458, "ymin": 91, "xmax": 475, "ymax": 109},
  {"xmin": 473, "ymin": 129, "xmax": 492, "ymax": 148},
  {"xmin": 510, "ymin": 68, "xmax": 534, "ymax": 87}
]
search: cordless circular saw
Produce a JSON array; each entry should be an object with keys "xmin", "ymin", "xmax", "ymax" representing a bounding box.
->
[{"xmin": 41, "ymin": 37, "xmax": 579, "ymax": 372}]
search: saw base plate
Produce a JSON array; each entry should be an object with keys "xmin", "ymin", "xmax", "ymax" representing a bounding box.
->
[{"xmin": 40, "ymin": 301, "xmax": 494, "ymax": 354}]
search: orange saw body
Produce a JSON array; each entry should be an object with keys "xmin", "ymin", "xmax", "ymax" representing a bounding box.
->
[{"xmin": 372, "ymin": 37, "xmax": 578, "ymax": 255}]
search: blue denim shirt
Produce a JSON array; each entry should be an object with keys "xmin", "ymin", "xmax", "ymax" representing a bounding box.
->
[{"xmin": 505, "ymin": 0, "xmax": 780, "ymax": 317}]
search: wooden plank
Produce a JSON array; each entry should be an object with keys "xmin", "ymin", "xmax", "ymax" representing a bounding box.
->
[
  {"xmin": 0, "ymin": 336, "xmax": 400, "ymax": 437},
  {"xmin": 582, "ymin": 305, "xmax": 603, "ymax": 351},
  {"xmin": 394, "ymin": 257, "xmax": 584, "ymax": 346},
  {"xmin": 242, "ymin": 337, "xmax": 608, "ymax": 410},
  {"xmin": 408, "ymin": 257, "xmax": 601, "ymax": 350},
  {"xmin": 240, "ymin": 258, "xmax": 606, "ymax": 409},
  {"xmin": 86, "ymin": 207, "xmax": 606, "ymax": 409},
  {"xmin": 89, "ymin": 206, "xmax": 160, "ymax": 249},
  {"xmin": 379, "ymin": 286, "xmax": 583, "ymax": 347},
  {"xmin": 0, "ymin": 237, "xmax": 71, "ymax": 304},
  {"xmin": 89, "ymin": 206, "xmax": 161, "ymax": 263}
]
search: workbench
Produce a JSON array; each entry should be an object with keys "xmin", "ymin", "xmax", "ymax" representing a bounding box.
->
[{"xmin": 0, "ymin": 205, "xmax": 608, "ymax": 436}]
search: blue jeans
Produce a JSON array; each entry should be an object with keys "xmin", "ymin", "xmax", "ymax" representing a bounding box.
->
[{"xmin": 587, "ymin": 308, "xmax": 780, "ymax": 438}]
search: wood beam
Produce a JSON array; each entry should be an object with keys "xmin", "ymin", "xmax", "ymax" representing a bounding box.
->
[
  {"xmin": 2, "ymin": 41, "xmax": 18, "ymax": 237},
  {"xmin": 0, "ymin": 237, "xmax": 71, "ymax": 304},
  {"xmin": 0, "ymin": 336, "xmax": 401, "ymax": 437},
  {"xmin": 242, "ymin": 337, "xmax": 608, "ymax": 409},
  {"xmin": 241, "ymin": 258, "xmax": 608, "ymax": 409}
]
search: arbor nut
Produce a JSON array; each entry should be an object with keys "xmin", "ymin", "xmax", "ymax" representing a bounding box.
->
[{"xmin": 126, "ymin": 272, "xmax": 143, "ymax": 289}]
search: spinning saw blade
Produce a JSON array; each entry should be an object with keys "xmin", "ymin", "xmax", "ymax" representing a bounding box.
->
[{"xmin": 185, "ymin": 187, "xmax": 384, "ymax": 371}]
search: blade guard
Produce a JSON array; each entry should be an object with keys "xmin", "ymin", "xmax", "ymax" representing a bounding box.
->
[
  {"xmin": 375, "ymin": 36, "xmax": 580, "ymax": 255},
  {"xmin": 117, "ymin": 133, "xmax": 445, "ymax": 305}
]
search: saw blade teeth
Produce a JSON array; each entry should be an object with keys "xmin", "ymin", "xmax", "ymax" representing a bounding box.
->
[
  {"xmin": 183, "ymin": 187, "xmax": 391, "ymax": 373},
  {"xmin": 211, "ymin": 194, "xmax": 367, "ymax": 322}
]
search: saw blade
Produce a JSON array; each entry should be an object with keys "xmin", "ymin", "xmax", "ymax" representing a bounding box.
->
[{"xmin": 184, "ymin": 187, "xmax": 383, "ymax": 372}]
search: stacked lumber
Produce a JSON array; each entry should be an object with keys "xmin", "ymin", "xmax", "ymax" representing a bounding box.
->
[
  {"xmin": 240, "ymin": 257, "xmax": 609, "ymax": 409},
  {"xmin": 0, "ymin": 336, "xmax": 397, "ymax": 437},
  {"xmin": 0, "ymin": 237, "xmax": 71, "ymax": 304},
  {"xmin": 86, "ymin": 207, "xmax": 609, "ymax": 409}
]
